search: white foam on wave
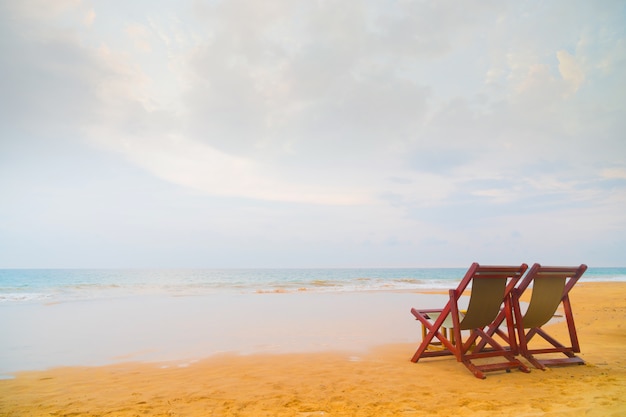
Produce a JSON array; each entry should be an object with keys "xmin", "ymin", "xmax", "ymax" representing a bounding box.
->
[{"xmin": 0, "ymin": 292, "xmax": 52, "ymax": 303}]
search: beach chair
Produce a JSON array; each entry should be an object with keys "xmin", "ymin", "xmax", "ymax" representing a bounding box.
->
[
  {"xmin": 410, "ymin": 263, "xmax": 530, "ymax": 379},
  {"xmin": 511, "ymin": 263, "xmax": 588, "ymax": 370}
]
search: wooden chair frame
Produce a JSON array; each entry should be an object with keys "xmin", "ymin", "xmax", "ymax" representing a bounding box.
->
[
  {"xmin": 511, "ymin": 263, "xmax": 588, "ymax": 370},
  {"xmin": 411, "ymin": 263, "xmax": 530, "ymax": 379}
]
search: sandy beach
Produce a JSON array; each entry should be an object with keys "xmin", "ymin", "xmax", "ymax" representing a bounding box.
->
[{"xmin": 1, "ymin": 282, "xmax": 625, "ymax": 416}]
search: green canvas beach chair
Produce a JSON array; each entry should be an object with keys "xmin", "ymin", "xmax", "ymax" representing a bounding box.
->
[
  {"xmin": 511, "ymin": 263, "xmax": 588, "ymax": 370},
  {"xmin": 411, "ymin": 263, "xmax": 530, "ymax": 379}
]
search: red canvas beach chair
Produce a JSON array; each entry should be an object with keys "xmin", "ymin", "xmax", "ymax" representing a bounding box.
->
[
  {"xmin": 511, "ymin": 263, "xmax": 588, "ymax": 370},
  {"xmin": 411, "ymin": 263, "xmax": 530, "ymax": 379}
]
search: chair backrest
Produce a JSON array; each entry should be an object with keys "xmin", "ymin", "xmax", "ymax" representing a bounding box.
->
[
  {"xmin": 518, "ymin": 264, "xmax": 588, "ymax": 329},
  {"xmin": 457, "ymin": 264, "xmax": 528, "ymax": 330}
]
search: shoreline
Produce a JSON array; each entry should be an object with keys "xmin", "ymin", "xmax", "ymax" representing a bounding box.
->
[{"xmin": 1, "ymin": 282, "xmax": 625, "ymax": 416}]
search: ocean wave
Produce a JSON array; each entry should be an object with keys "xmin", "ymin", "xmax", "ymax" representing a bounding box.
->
[
  {"xmin": 392, "ymin": 278, "xmax": 424, "ymax": 285},
  {"xmin": 310, "ymin": 280, "xmax": 340, "ymax": 287},
  {"xmin": 2, "ymin": 267, "xmax": 622, "ymax": 303},
  {"xmin": 0, "ymin": 292, "xmax": 52, "ymax": 303}
]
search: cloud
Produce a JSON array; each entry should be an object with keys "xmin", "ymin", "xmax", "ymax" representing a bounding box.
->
[
  {"xmin": 172, "ymin": 0, "xmax": 624, "ymax": 211},
  {"xmin": 126, "ymin": 23, "xmax": 152, "ymax": 52},
  {"xmin": 5, "ymin": 0, "xmax": 82, "ymax": 21},
  {"xmin": 182, "ymin": 1, "xmax": 432, "ymax": 160},
  {"xmin": 0, "ymin": 21, "xmax": 106, "ymax": 134},
  {"xmin": 557, "ymin": 50, "xmax": 585, "ymax": 93},
  {"xmin": 94, "ymin": 132, "xmax": 373, "ymax": 205},
  {"xmin": 83, "ymin": 8, "xmax": 96, "ymax": 26},
  {"xmin": 602, "ymin": 168, "xmax": 626, "ymax": 180}
]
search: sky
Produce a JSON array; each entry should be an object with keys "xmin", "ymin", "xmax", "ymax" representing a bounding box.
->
[{"xmin": 0, "ymin": 0, "xmax": 625, "ymax": 268}]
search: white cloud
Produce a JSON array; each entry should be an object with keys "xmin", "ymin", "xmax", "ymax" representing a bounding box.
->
[
  {"xmin": 602, "ymin": 168, "xmax": 626, "ymax": 180},
  {"xmin": 83, "ymin": 8, "xmax": 96, "ymax": 26},
  {"xmin": 557, "ymin": 49, "xmax": 585, "ymax": 93},
  {"xmin": 126, "ymin": 23, "xmax": 152, "ymax": 53},
  {"xmin": 99, "ymin": 132, "xmax": 373, "ymax": 205}
]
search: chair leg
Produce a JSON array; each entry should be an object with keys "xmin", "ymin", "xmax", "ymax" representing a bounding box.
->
[
  {"xmin": 461, "ymin": 359, "xmax": 486, "ymax": 379},
  {"xmin": 517, "ymin": 361, "xmax": 532, "ymax": 373},
  {"xmin": 523, "ymin": 353, "xmax": 546, "ymax": 370},
  {"xmin": 519, "ymin": 328, "xmax": 585, "ymax": 369}
]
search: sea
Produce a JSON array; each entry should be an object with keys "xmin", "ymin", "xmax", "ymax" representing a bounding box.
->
[{"xmin": 1, "ymin": 267, "xmax": 625, "ymax": 304}]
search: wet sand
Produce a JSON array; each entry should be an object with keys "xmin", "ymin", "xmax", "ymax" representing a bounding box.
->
[{"xmin": 1, "ymin": 282, "xmax": 625, "ymax": 416}]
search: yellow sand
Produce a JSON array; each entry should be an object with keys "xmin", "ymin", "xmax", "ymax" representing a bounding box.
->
[{"xmin": 1, "ymin": 282, "xmax": 625, "ymax": 416}]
